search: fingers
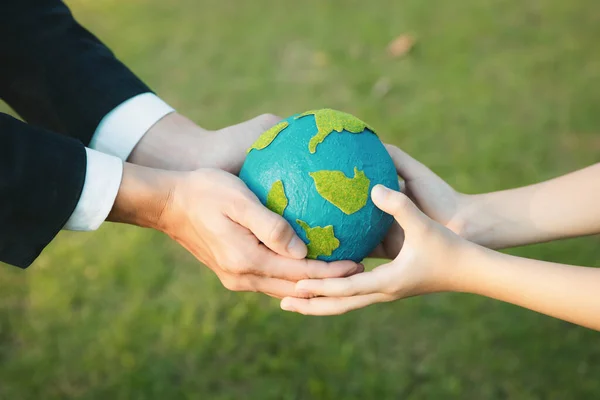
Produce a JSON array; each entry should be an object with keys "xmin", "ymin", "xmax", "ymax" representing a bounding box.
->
[
  {"xmin": 221, "ymin": 274, "xmax": 303, "ymax": 298},
  {"xmin": 294, "ymin": 267, "xmax": 389, "ymax": 297},
  {"xmin": 384, "ymin": 144, "xmax": 431, "ymax": 181},
  {"xmin": 250, "ymin": 277, "xmax": 297, "ymax": 298},
  {"xmin": 243, "ymin": 113, "xmax": 283, "ymax": 132},
  {"xmin": 371, "ymin": 185, "xmax": 429, "ymax": 229},
  {"xmin": 223, "ymin": 201, "xmax": 362, "ymax": 283},
  {"xmin": 280, "ymin": 294, "xmax": 388, "ymax": 316},
  {"xmin": 255, "ymin": 246, "xmax": 364, "ymax": 281},
  {"xmin": 223, "ymin": 113, "xmax": 282, "ymax": 135},
  {"xmin": 218, "ymin": 259, "xmax": 367, "ymax": 299},
  {"xmin": 227, "ymin": 193, "xmax": 308, "ymax": 259}
]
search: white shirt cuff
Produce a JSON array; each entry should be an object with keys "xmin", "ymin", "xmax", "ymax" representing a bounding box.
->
[
  {"xmin": 89, "ymin": 92, "xmax": 175, "ymax": 160},
  {"xmin": 63, "ymin": 148, "xmax": 123, "ymax": 231}
]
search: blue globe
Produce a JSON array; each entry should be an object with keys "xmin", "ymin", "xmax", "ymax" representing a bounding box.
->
[{"xmin": 239, "ymin": 109, "xmax": 399, "ymax": 262}]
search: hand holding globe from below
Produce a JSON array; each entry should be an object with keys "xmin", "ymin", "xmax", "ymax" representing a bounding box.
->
[
  {"xmin": 368, "ymin": 144, "xmax": 472, "ymax": 260},
  {"xmin": 118, "ymin": 108, "xmax": 467, "ymax": 299},
  {"xmin": 280, "ymin": 185, "xmax": 471, "ymax": 315},
  {"xmin": 108, "ymin": 164, "xmax": 362, "ymax": 299}
]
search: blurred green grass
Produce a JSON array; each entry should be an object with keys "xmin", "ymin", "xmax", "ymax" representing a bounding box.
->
[{"xmin": 1, "ymin": 0, "xmax": 600, "ymax": 398}]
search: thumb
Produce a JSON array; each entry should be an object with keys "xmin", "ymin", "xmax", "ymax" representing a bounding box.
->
[
  {"xmin": 371, "ymin": 184, "xmax": 429, "ymax": 230},
  {"xmin": 227, "ymin": 192, "xmax": 308, "ymax": 259}
]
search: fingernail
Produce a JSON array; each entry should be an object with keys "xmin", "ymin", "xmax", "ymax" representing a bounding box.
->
[
  {"xmin": 280, "ymin": 299, "xmax": 296, "ymax": 312},
  {"xmin": 287, "ymin": 236, "xmax": 307, "ymax": 258},
  {"xmin": 371, "ymin": 185, "xmax": 389, "ymax": 203}
]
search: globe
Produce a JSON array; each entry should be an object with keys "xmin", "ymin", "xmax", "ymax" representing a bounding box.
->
[{"xmin": 239, "ymin": 109, "xmax": 399, "ymax": 262}]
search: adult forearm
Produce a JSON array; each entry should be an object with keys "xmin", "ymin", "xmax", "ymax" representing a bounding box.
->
[
  {"xmin": 462, "ymin": 163, "xmax": 600, "ymax": 249},
  {"xmin": 127, "ymin": 112, "xmax": 281, "ymax": 175},
  {"xmin": 456, "ymin": 245, "xmax": 600, "ymax": 331},
  {"xmin": 127, "ymin": 113, "xmax": 210, "ymax": 171}
]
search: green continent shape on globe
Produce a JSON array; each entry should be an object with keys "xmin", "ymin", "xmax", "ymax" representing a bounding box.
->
[
  {"xmin": 309, "ymin": 167, "xmax": 371, "ymax": 215},
  {"xmin": 266, "ymin": 180, "xmax": 288, "ymax": 215},
  {"xmin": 296, "ymin": 219, "xmax": 340, "ymax": 259},
  {"xmin": 247, "ymin": 121, "xmax": 289, "ymax": 153},
  {"xmin": 295, "ymin": 109, "xmax": 376, "ymax": 153}
]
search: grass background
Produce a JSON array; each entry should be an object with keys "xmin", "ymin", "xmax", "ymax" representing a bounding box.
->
[{"xmin": 1, "ymin": 0, "xmax": 599, "ymax": 398}]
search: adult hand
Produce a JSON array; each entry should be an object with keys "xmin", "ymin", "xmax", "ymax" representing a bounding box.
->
[
  {"xmin": 108, "ymin": 164, "xmax": 362, "ymax": 298},
  {"xmin": 280, "ymin": 185, "xmax": 469, "ymax": 314},
  {"xmin": 128, "ymin": 112, "xmax": 280, "ymax": 174}
]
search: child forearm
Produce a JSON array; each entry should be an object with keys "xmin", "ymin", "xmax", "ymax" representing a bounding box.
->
[
  {"xmin": 462, "ymin": 163, "xmax": 600, "ymax": 249},
  {"xmin": 457, "ymin": 244, "xmax": 600, "ymax": 330}
]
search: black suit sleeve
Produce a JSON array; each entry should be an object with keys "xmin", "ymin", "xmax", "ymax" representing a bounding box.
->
[
  {"xmin": 0, "ymin": 0, "xmax": 152, "ymax": 145},
  {"xmin": 0, "ymin": 113, "xmax": 87, "ymax": 268}
]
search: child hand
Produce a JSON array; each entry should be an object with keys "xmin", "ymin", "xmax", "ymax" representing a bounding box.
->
[
  {"xmin": 368, "ymin": 145, "xmax": 475, "ymax": 260},
  {"xmin": 280, "ymin": 184, "xmax": 471, "ymax": 315}
]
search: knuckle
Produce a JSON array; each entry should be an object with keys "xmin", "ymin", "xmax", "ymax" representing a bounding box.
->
[
  {"xmin": 222, "ymin": 276, "xmax": 255, "ymax": 292},
  {"xmin": 258, "ymin": 113, "xmax": 281, "ymax": 128},
  {"xmin": 413, "ymin": 218, "xmax": 435, "ymax": 240},
  {"xmin": 381, "ymin": 293, "xmax": 397, "ymax": 303},
  {"xmin": 242, "ymin": 250, "xmax": 263, "ymax": 273},
  {"xmin": 381, "ymin": 285, "xmax": 396, "ymax": 296},
  {"xmin": 222, "ymin": 278, "xmax": 243, "ymax": 292},
  {"xmin": 341, "ymin": 277, "xmax": 359, "ymax": 295},
  {"xmin": 225, "ymin": 252, "xmax": 253, "ymax": 274},
  {"xmin": 394, "ymin": 192, "xmax": 411, "ymax": 211},
  {"xmin": 391, "ymin": 194, "xmax": 413, "ymax": 217},
  {"xmin": 268, "ymin": 218, "xmax": 292, "ymax": 246},
  {"xmin": 303, "ymin": 260, "xmax": 324, "ymax": 279},
  {"xmin": 228, "ymin": 192, "xmax": 252, "ymax": 219}
]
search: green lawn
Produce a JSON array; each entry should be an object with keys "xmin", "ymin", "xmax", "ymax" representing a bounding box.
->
[{"xmin": 1, "ymin": 0, "xmax": 600, "ymax": 398}]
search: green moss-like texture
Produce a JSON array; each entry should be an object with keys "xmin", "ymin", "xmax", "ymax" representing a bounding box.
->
[
  {"xmin": 296, "ymin": 109, "xmax": 375, "ymax": 153},
  {"xmin": 310, "ymin": 167, "xmax": 371, "ymax": 215},
  {"xmin": 247, "ymin": 121, "xmax": 289, "ymax": 153},
  {"xmin": 266, "ymin": 180, "xmax": 288, "ymax": 215},
  {"xmin": 296, "ymin": 219, "xmax": 340, "ymax": 259}
]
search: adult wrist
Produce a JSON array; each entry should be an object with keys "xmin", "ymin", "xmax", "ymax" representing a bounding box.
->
[
  {"xmin": 127, "ymin": 112, "xmax": 210, "ymax": 171},
  {"xmin": 90, "ymin": 93, "xmax": 175, "ymax": 160},
  {"xmin": 107, "ymin": 163, "xmax": 179, "ymax": 231}
]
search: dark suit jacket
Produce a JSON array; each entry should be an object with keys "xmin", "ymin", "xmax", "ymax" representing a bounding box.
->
[{"xmin": 1, "ymin": 0, "xmax": 152, "ymax": 268}]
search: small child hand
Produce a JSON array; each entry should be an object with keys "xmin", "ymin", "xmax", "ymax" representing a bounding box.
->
[{"xmin": 280, "ymin": 184, "xmax": 470, "ymax": 315}]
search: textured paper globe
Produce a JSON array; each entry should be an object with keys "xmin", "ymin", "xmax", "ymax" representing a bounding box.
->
[{"xmin": 239, "ymin": 109, "xmax": 399, "ymax": 262}]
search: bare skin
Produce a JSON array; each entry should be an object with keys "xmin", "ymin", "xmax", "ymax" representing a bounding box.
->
[
  {"xmin": 108, "ymin": 112, "xmax": 362, "ymax": 298},
  {"xmin": 281, "ymin": 148, "xmax": 600, "ymax": 330}
]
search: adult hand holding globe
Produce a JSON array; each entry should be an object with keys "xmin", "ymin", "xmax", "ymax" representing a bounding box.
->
[{"xmin": 240, "ymin": 109, "xmax": 400, "ymax": 262}]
